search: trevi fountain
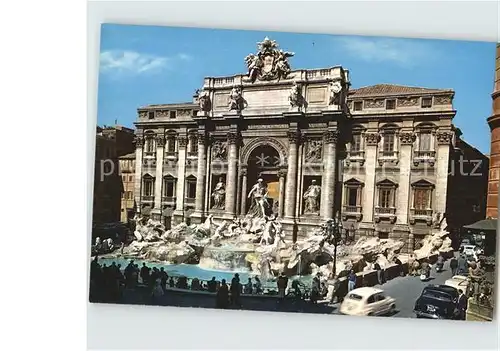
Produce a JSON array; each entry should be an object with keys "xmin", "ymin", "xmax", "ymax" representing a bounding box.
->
[{"xmin": 93, "ymin": 178, "xmax": 454, "ymax": 289}]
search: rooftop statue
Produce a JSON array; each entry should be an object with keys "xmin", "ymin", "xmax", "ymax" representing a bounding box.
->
[{"xmin": 244, "ymin": 37, "xmax": 294, "ymax": 83}]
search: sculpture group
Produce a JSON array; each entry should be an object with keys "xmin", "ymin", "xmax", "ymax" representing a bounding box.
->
[{"xmin": 244, "ymin": 37, "xmax": 295, "ymax": 83}]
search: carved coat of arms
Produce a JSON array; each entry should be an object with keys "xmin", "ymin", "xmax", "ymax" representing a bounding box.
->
[{"xmin": 244, "ymin": 37, "xmax": 294, "ymax": 83}]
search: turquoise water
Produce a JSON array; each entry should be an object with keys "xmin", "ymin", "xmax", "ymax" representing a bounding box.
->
[
  {"xmin": 97, "ymin": 257, "xmax": 254, "ymax": 282},
  {"xmin": 95, "ymin": 257, "xmax": 313, "ymax": 289}
]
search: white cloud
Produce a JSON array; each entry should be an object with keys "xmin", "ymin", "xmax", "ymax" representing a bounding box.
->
[
  {"xmin": 99, "ymin": 50, "xmax": 191, "ymax": 76},
  {"xmin": 335, "ymin": 37, "xmax": 437, "ymax": 67}
]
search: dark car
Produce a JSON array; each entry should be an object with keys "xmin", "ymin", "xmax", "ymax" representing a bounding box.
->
[{"xmin": 413, "ymin": 285, "xmax": 461, "ymax": 320}]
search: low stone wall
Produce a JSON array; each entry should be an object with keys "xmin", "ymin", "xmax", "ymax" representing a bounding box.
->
[{"xmin": 466, "ymin": 298, "xmax": 494, "ymax": 321}]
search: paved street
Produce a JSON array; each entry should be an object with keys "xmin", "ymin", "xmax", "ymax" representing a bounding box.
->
[{"xmin": 331, "ymin": 258, "xmax": 454, "ymax": 318}]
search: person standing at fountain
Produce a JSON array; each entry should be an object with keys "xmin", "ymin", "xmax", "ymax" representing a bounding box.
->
[
  {"xmin": 348, "ymin": 270, "xmax": 357, "ymax": 292},
  {"xmin": 244, "ymin": 278, "xmax": 253, "ymax": 294},
  {"xmin": 254, "ymin": 277, "xmax": 263, "ymax": 294},
  {"xmin": 140, "ymin": 263, "xmax": 150, "ymax": 285},
  {"xmin": 277, "ymin": 272, "xmax": 288, "ymax": 302},
  {"xmin": 230, "ymin": 274, "xmax": 242, "ymax": 307},
  {"xmin": 216, "ymin": 279, "xmax": 229, "ymax": 308},
  {"xmin": 207, "ymin": 277, "xmax": 217, "ymax": 292},
  {"xmin": 310, "ymin": 273, "xmax": 321, "ymax": 304}
]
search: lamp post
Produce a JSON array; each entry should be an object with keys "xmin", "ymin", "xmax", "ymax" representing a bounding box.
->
[{"xmin": 328, "ymin": 212, "xmax": 343, "ymax": 275}]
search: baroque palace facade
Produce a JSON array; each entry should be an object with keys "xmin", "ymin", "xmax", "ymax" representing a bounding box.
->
[{"xmin": 132, "ymin": 37, "xmax": 486, "ymax": 252}]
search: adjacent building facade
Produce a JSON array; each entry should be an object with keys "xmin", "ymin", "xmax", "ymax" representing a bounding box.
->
[
  {"xmin": 132, "ymin": 37, "xmax": 486, "ymax": 252},
  {"xmin": 93, "ymin": 125, "xmax": 135, "ymax": 224},
  {"xmin": 486, "ymin": 43, "xmax": 500, "ymax": 219},
  {"xmin": 119, "ymin": 152, "xmax": 136, "ymax": 223}
]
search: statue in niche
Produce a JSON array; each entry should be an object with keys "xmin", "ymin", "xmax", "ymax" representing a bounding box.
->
[
  {"xmin": 288, "ymin": 81, "xmax": 304, "ymax": 110},
  {"xmin": 211, "ymin": 177, "xmax": 226, "ymax": 210},
  {"xmin": 228, "ymin": 86, "xmax": 246, "ymax": 111},
  {"xmin": 198, "ymin": 91, "xmax": 211, "ymax": 112},
  {"xmin": 247, "ymin": 178, "xmax": 270, "ymax": 218},
  {"xmin": 303, "ymin": 179, "xmax": 321, "ymax": 214},
  {"xmin": 329, "ymin": 81, "xmax": 343, "ymax": 105}
]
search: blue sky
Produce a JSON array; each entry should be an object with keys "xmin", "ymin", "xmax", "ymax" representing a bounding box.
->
[{"xmin": 97, "ymin": 24, "xmax": 497, "ymax": 154}]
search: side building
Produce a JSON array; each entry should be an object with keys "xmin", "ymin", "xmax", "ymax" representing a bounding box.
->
[
  {"xmin": 93, "ymin": 125, "xmax": 135, "ymax": 224},
  {"xmin": 119, "ymin": 152, "xmax": 136, "ymax": 223}
]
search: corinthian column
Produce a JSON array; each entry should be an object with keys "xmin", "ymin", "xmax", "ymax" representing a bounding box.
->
[
  {"xmin": 153, "ymin": 135, "xmax": 165, "ymax": 216},
  {"xmin": 193, "ymin": 132, "xmax": 207, "ymax": 218},
  {"xmin": 134, "ymin": 136, "xmax": 144, "ymax": 215},
  {"xmin": 224, "ymin": 132, "xmax": 239, "ymax": 216},
  {"xmin": 240, "ymin": 167, "xmax": 248, "ymax": 215},
  {"xmin": 278, "ymin": 169, "xmax": 287, "ymax": 218},
  {"xmin": 397, "ymin": 132, "xmax": 415, "ymax": 225},
  {"xmin": 284, "ymin": 131, "xmax": 300, "ymax": 218},
  {"xmin": 174, "ymin": 137, "xmax": 188, "ymax": 216},
  {"xmin": 320, "ymin": 130, "xmax": 338, "ymax": 219}
]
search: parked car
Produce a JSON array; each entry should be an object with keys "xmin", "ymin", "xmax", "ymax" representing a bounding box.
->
[
  {"xmin": 339, "ymin": 287, "xmax": 396, "ymax": 317},
  {"xmin": 445, "ymin": 275, "xmax": 470, "ymax": 295},
  {"xmin": 413, "ymin": 285, "xmax": 460, "ymax": 320}
]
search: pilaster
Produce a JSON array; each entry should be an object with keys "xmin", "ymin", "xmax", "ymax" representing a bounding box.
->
[
  {"xmin": 396, "ymin": 131, "xmax": 415, "ymax": 225},
  {"xmin": 362, "ymin": 132, "xmax": 380, "ymax": 223},
  {"xmin": 435, "ymin": 131, "xmax": 453, "ymax": 215},
  {"xmin": 284, "ymin": 130, "xmax": 300, "ymax": 218}
]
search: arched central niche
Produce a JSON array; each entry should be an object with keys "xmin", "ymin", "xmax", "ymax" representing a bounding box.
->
[{"xmin": 244, "ymin": 144, "xmax": 282, "ymax": 214}]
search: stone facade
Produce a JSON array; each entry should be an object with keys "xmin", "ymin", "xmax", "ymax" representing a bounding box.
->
[
  {"xmin": 131, "ymin": 38, "xmax": 486, "ymax": 251},
  {"xmin": 118, "ymin": 152, "xmax": 136, "ymax": 223},
  {"xmin": 486, "ymin": 43, "xmax": 500, "ymax": 219},
  {"xmin": 93, "ymin": 125, "xmax": 135, "ymax": 224}
]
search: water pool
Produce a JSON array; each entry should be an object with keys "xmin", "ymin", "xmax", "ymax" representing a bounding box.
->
[{"xmin": 94, "ymin": 257, "xmax": 313, "ymax": 289}]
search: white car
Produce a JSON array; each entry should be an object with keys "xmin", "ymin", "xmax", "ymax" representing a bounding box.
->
[
  {"xmin": 339, "ymin": 287, "xmax": 396, "ymax": 317},
  {"xmin": 445, "ymin": 275, "xmax": 470, "ymax": 294},
  {"xmin": 463, "ymin": 245, "xmax": 476, "ymax": 256}
]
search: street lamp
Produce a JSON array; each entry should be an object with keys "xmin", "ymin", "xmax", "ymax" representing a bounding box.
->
[{"xmin": 328, "ymin": 212, "xmax": 343, "ymax": 275}]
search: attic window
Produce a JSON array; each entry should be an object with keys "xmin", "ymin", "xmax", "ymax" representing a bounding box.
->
[
  {"xmin": 421, "ymin": 97, "xmax": 432, "ymax": 108},
  {"xmin": 148, "ymin": 111, "xmax": 155, "ymax": 119},
  {"xmin": 169, "ymin": 111, "xmax": 176, "ymax": 119},
  {"xmin": 386, "ymin": 100, "xmax": 396, "ymax": 110},
  {"xmin": 353, "ymin": 101, "xmax": 363, "ymax": 111}
]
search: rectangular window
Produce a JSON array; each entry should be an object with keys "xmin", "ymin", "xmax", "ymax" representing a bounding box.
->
[
  {"xmin": 414, "ymin": 189, "xmax": 430, "ymax": 209},
  {"xmin": 144, "ymin": 180, "xmax": 154, "ymax": 196},
  {"xmin": 353, "ymin": 101, "xmax": 363, "ymax": 111},
  {"xmin": 386, "ymin": 99, "xmax": 396, "ymax": 110},
  {"xmin": 347, "ymin": 188, "xmax": 358, "ymax": 206},
  {"xmin": 163, "ymin": 178, "xmax": 175, "ymax": 197},
  {"xmin": 379, "ymin": 188, "xmax": 392, "ymax": 208},
  {"xmin": 351, "ymin": 134, "xmax": 361, "ymax": 152},
  {"xmin": 419, "ymin": 132, "xmax": 432, "ymax": 151},
  {"xmin": 421, "ymin": 97, "xmax": 432, "ymax": 108},
  {"xmin": 169, "ymin": 110, "xmax": 176, "ymax": 119},
  {"xmin": 129, "ymin": 175, "xmax": 133, "ymax": 182},
  {"xmin": 145, "ymin": 138, "xmax": 155, "ymax": 153},
  {"xmin": 148, "ymin": 111, "xmax": 155, "ymax": 119},
  {"xmin": 191, "ymin": 139, "xmax": 198, "ymax": 154},
  {"xmin": 186, "ymin": 178, "xmax": 197, "ymax": 199},
  {"xmin": 167, "ymin": 137, "xmax": 176, "ymax": 153},
  {"xmin": 383, "ymin": 134, "xmax": 395, "ymax": 152}
]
